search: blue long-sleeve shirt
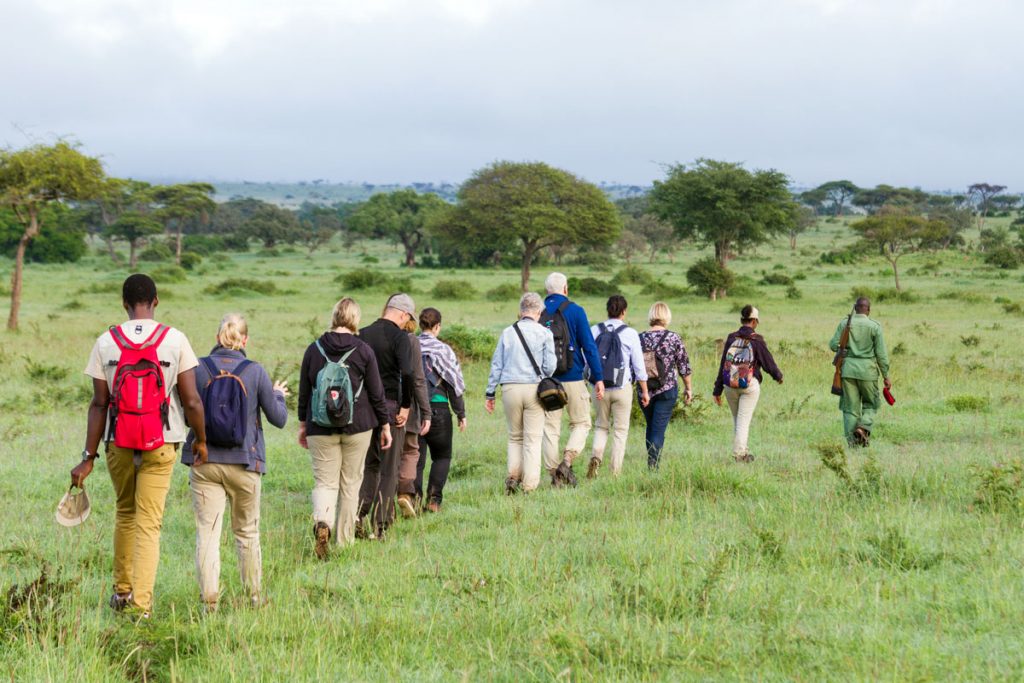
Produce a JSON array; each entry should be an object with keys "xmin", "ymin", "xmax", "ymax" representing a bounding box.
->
[{"xmin": 544, "ymin": 293, "xmax": 603, "ymax": 384}]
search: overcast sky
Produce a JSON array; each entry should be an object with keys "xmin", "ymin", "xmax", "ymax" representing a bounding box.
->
[{"xmin": 2, "ymin": 0, "xmax": 1021, "ymax": 189}]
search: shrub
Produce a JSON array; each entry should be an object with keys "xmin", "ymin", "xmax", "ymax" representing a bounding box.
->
[
  {"xmin": 686, "ymin": 258, "xmax": 734, "ymax": 298},
  {"xmin": 849, "ymin": 286, "xmax": 919, "ymax": 304},
  {"xmin": 151, "ymin": 265, "xmax": 188, "ymax": 284},
  {"xmin": 439, "ymin": 324, "xmax": 496, "ymax": 362},
  {"xmin": 335, "ymin": 268, "xmax": 413, "ymax": 292},
  {"xmin": 222, "ymin": 233, "xmax": 251, "ymax": 252},
  {"xmin": 24, "ymin": 358, "xmax": 70, "ymax": 382},
  {"xmin": 568, "ymin": 277, "xmax": 615, "ymax": 297},
  {"xmin": 859, "ymin": 527, "xmax": 943, "ymax": 571},
  {"xmin": 630, "ymin": 392, "xmax": 711, "ymax": 426},
  {"xmin": 960, "ymin": 335, "xmax": 980, "ymax": 347},
  {"xmin": 182, "ymin": 234, "xmax": 226, "ymax": 256},
  {"xmin": 785, "ymin": 285, "xmax": 802, "ymax": 300},
  {"xmin": 970, "ymin": 458, "xmax": 1024, "ymax": 515},
  {"xmin": 179, "ymin": 251, "xmax": 202, "ymax": 270},
  {"xmin": 819, "ymin": 241, "xmax": 872, "ymax": 265},
  {"xmin": 486, "ymin": 283, "xmax": 522, "ymax": 302},
  {"xmin": 1003, "ymin": 302, "xmax": 1023, "ymax": 315},
  {"xmin": 946, "ymin": 394, "xmax": 989, "ymax": 412},
  {"xmin": 360, "ymin": 254, "xmax": 380, "ymax": 264},
  {"xmin": 431, "ymin": 279, "xmax": 477, "ymax": 300},
  {"xmin": 984, "ymin": 247, "xmax": 1021, "ymax": 269},
  {"xmin": 203, "ymin": 278, "xmax": 279, "ymax": 296},
  {"xmin": 640, "ymin": 281, "xmax": 688, "ymax": 299},
  {"xmin": 760, "ymin": 273, "xmax": 794, "ymax": 286},
  {"xmin": 816, "ymin": 440, "xmax": 881, "ymax": 496},
  {"xmin": 610, "ymin": 265, "xmax": 655, "ymax": 287},
  {"xmin": 139, "ymin": 243, "xmax": 173, "ymax": 262}
]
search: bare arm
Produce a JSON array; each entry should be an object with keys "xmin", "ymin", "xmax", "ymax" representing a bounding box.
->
[
  {"xmin": 177, "ymin": 368, "xmax": 208, "ymax": 464},
  {"xmin": 71, "ymin": 379, "xmax": 110, "ymax": 487}
]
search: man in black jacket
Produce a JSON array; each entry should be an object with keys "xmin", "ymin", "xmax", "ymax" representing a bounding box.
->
[{"xmin": 357, "ymin": 293, "xmax": 418, "ymax": 538}]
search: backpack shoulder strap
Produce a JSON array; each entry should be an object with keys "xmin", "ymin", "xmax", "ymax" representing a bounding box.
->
[
  {"xmin": 108, "ymin": 325, "xmax": 133, "ymax": 351},
  {"xmin": 557, "ymin": 300, "xmax": 571, "ymax": 315},
  {"xmin": 315, "ymin": 340, "xmax": 331, "ymax": 362},
  {"xmin": 613, "ymin": 324, "xmax": 627, "ymax": 336},
  {"xmin": 200, "ymin": 356, "xmax": 220, "ymax": 382},
  {"xmin": 513, "ymin": 322, "xmax": 543, "ymax": 379}
]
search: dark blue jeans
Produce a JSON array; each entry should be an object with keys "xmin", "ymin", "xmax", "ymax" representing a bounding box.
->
[{"xmin": 641, "ymin": 386, "xmax": 678, "ymax": 468}]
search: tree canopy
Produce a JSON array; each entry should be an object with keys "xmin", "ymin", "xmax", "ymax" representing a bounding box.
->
[
  {"xmin": 105, "ymin": 212, "xmax": 164, "ymax": 268},
  {"xmin": 347, "ymin": 189, "xmax": 449, "ymax": 267},
  {"xmin": 650, "ymin": 159, "xmax": 794, "ymax": 267},
  {"xmin": 850, "ymin": 208, "xmax": 949, "ymax": 291},
  {"xmin": 151, "ymin": 182, "xmax": 215, "ymax": 265}
]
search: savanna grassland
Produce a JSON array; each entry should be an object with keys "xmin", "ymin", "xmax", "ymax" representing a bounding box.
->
[{"xmin": 2, "ymin": 217, "xmax": 1023, "ymax": 682}]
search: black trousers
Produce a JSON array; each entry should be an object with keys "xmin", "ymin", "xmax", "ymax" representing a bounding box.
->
[
  {"xmin": 358, "ymin": 421, "xmax": 406, "ymax": 532},
  {"xmin": 416, "ymin": 405, "xmax": 453, "ymax": 504}
]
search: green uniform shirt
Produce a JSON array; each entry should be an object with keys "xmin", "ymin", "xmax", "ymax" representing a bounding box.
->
[{"xmin": 829, "ymin": 314, "xmax": 890, "ymax": 381}]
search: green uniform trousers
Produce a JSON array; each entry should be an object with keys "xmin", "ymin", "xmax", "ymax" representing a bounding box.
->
[{"xmin": 839, "ymin": 377, "xmax": 880, "ymax": 443}]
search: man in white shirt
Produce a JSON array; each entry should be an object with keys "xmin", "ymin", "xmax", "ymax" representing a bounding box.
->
[
  {"xmin": 587, "ymin": 295, "xmax": 649, "ymax": 478},
  {"xmin": 71, "ymin": 274, "xmax": 207, "ymax": 618}
]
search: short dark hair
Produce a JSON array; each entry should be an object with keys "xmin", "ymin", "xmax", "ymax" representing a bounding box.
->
[
  {"xmin": 419, "ymin": 307, "xmax": 442, "ymax": 330},
  {"xmin": 122, "ymin": 274, "xmax": 157, "ymax": 307},
  {"xmin": 855, "ymin": 297, "xmax": 871, "ymax": 313},
  {"xmin": 607, "ymin": 295, "xmax": 627, "ymax": 318},
  {"xmin": 740, "ymin": 304, "xmax": 757, "ymax": 324}
]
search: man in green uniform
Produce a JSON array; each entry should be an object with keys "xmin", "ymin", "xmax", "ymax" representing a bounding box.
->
[{"xmin": 829, "ymin": 297, "xmax": 891, "ymax": 446}]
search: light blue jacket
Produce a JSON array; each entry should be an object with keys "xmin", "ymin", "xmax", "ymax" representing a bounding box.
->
[{"xmin": 485, "ymin": 318, "xmax": 556, "ymax": 397}]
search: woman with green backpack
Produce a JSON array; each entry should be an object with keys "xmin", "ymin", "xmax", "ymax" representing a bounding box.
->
[{"xmin": 297, "ymin": 297, "xmax": 392, "ymax": 560}]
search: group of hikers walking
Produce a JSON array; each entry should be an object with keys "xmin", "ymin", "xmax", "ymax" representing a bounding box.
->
[{"xmin": 67, "ymin": 272, "xmax": 891, "ymax": 618}]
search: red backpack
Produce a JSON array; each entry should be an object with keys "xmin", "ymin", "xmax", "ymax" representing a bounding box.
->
[{"xmin": 107, "ymin": 324, "xmax": 171, "ymax": 451}]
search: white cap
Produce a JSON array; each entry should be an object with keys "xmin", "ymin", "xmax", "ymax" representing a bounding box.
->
[
  {"xmin": 56, "ymin": 487, "xmax": 91, "ymax": 527},
  {"xmin": 748, "ymin": 307, "xmax": 760, "ymax": 320}
]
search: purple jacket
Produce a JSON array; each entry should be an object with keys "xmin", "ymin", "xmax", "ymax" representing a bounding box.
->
[{"xmin": 713, "ymin": 326, "xmax": 783, "ymax": 396}]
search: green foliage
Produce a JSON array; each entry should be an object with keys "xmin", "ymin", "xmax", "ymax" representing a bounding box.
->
[
  {"xmin": 431, "ymin": 279, "xmax": 477, "ymax": 300},
  {"xmin": 0, "ymin": 205, "xmax": 88, "ymax": 264},
  {"xmin": 203, "ymin": 278, "xmax": 279, "ymax": 296},
  {"xmin": 150, "ymin": 265, "xmax": 188, "ymax": 284},
  {"xmin": 817, "ymin": 440, "xmax": 881, "ymax": 496},
  {"xmin": 860, "ymin": 527, "xmax": 943, "ymax": 571},
  {"xmin": 640, "ymin": 281, "xmax": 688, "ymax": 299},
  {"xmin": 179, "ymin": 251, "xmax": 202, "ymax": 270},
  {"xmin": 568, "ymin": 276, "xmax": 614, "ymax": 297},
  {"xmin": 335, "ymin": 268, "xmax": 413, "ymax": 292},
  {"xmin": 485, "ymin": 283, "xmax": 522, "ymax": 302},
  {"xmin": 610, "ymin": 264, "xmax": 655, "ymax": 287},
  {"xmin": 984, "ymin": 246, "xmax": 1021, "ymax": 269},
  {"xmin": 438, "ymin": 324, "xmax": 496, "ymax": 362},
  {"xmin": 139, "ymin": 243, "xmax": 173, "ymax": 262},
  {"xmin": 850, "ymin": 208, "xmax": 950, "ymax": 290},
  {"xmin": 970, "ymin": 459, "xmax": 1024, "ymax": 515},
  {"xmin": 760, "ymin": 272, "xmax": 794, "ymax": 286},
  {"xmin": 946, "ymin": 394, "xmax": 989, "ymax": 412},
  {"xmin": 819, "ymin": 240, "xmax": 873, "ymax": 265},
  {"xmin": 24, "ymin": 357, "xmax": 70, "ymax": 382},
  {"xmin": 1002, "ymin": 301, "xmax": 1023, "ymax": 315},
  {"xmin": 849, "ymin": 286, "xmax": 919, "ymax": 304},
  {"xmin": 347, "ymin": 189, "xmax": 450, "ymax": 266},
  {"xmin": 686, "ymin": 257, "xmax": 735, "ymax": 299},
  {"xmin": 182, "ymin": 234, "xmax": 227, "ymax": 256},
  {"xmin": 785, "ymin": 284, "xmax": 802, "ymax": 299},
  {"xmin": 960, "ymin": 335, "xmax": 980, "ymax": 347}
]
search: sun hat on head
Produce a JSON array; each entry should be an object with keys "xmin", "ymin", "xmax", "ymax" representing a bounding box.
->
[
  {"xmin": 56, "ymin": 486, "xmax": 91, "ymax": 527},
  {"xmin": 386, "ymin": 293, "xmax": 416, "ymax": 316},
  {"xmin": 747, "ymin": 306, "xmax": 760, "ymax": 320}
]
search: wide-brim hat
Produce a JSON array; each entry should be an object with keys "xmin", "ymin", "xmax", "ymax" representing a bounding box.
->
[{"xmin": 56, "ymin": 486, "xmax": 91, "ymax": 527}]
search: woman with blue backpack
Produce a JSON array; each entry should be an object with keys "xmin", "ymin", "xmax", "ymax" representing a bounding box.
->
[
  {"xmin": 297, "ymin": 297, "xmax": 392, "ymax": 559},
  {"xmin": 182, "ymin": 313, "xmax": 289, "ymax": 611}
]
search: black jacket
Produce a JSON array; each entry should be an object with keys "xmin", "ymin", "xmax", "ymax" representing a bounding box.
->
[
  {"xmin": 713, "ymin": 326, "xmax": 784, "ymax": 396},
  {"xmin": 298, "ymin": 332, "xmax": 390, "ymax": 436},
  {"xmin": 359, "ymin": 319, "xmax": 415, "ymax": 410}
]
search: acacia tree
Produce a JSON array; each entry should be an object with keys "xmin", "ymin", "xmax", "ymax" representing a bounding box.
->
[
  {"xmin": 94, "ymin": 178, "xmax": 153, "ymax": 260},
  {"xmin": 969, "ymin": 183, "xmax": 1007, "ymax": 230},
  {"xmin": 151, "ymin": 183, "xmax": 215, "ymax": 265},
  {"xmin": 437, "ymin": 161, "xmax": 621, "ymax": 291},
  {"xmin": 650, "ymin": 159, "xmax": 793, "ymax": 269},
  {"xmin": 790, "ymin": 205, "xmax": 818, "ymax": 250},
  {"xmin": 105, "ymin": 212, "xmax": 163, "ymax": 269},
  {"xmin": 616, "ymin": 228, "xmax": 647, "ymax": 264},
  {"xmin": 0, "ymin": 141, "xmax": 104, "ymax": 330},
  {"xmin": 628, "ymin": 214, "xmax": 677, "ymax": 263},
  {"xmin": 815, "ymin": 180, "xmax": 859, "ymax": 216},
  {"xmin": 347, "ymin": 189, "xmax": 449, "ymax": 267},
  {"xmin": 851, "ymin": 208, "xmax": 948, "ymax": 291}
]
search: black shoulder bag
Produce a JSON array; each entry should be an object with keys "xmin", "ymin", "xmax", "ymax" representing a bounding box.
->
[{"xmin": 513, "ymin": 321, "xmax": 568, "ymax": 411}]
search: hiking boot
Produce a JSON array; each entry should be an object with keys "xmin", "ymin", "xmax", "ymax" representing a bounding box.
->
[
  {"xmin": 852, "ymin": 427, "xmax": 870, "ymax": 447},
  {"xmin": 354, "ymin": 518, "xmax": 370, "ymax": 540},
  {"xmin": 200, "ymin": 601, "xmax": 219, "ymax": 616},
  {"xmin": 505, "ymin": 477, "xmax": 521, "ymax": 495},
  {"xmin": 313, "ymin": 521, "xmax": 331, "ymax": 561},
  {"xmin": 586, "ymin": 456, "xmax": 601, "ymax": 480},
  {"xmin": 556, "ymin": 460, "xmax": 578, "ymax": 488},
  {"xmin": 426, "ymin": 501, "xmax": 441, "ymax": 514},
  {"xmin": 549, "ymin": 468, "xmax": 564, "ymax": 488},
  {"xmin": 397, "ymin": 494, "xmax": 417, "ymax": 519},
  {"xmin": 733, "ymin": 452, "xmax": 755, "ymax": 463},
  {"xmin": 109, "ymin": 591, "xmax": 132, "ymax": 612}
]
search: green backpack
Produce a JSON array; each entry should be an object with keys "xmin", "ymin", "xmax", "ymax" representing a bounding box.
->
[{"xmin": 311, "ymin": 341, "xmax": 363, "ymax": 428}]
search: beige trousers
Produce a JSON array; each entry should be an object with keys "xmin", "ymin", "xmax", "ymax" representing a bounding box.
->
[
  {"xmin": 308, "ymin": 431, "xmax": 374, "ymax": 546},
  {"xmin": 541, "ymin": 379, "xmax": 592, "ymax": 469},
  {"xmin": 107, "ymin": 443, "xmax": 177, "ymax": 613},
  {"xmin": 190, "ymin": 463, "xmax": 262, "ymax": 604},
  {"xmin": 724, "ymin": 378, "xmax": 761, "ymax": 457},
  {"xmin": 502, "ymin": 383, "xmax": 545, "ymax": 492},
  {"xmin": 591, "ymin": 388, "xmax": 633, "ymax": 474}
]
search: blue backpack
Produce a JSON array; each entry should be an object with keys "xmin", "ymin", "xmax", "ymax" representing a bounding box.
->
[
  {"xmin": 200, "ymin": 356, "xmax": 252, "ymax": 448},
  {"xmin": 595, "ymin": 323, "xmax": 628, "ymax": 388}
]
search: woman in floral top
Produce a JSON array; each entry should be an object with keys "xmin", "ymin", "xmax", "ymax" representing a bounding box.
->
[{"xmin": 638, "ymin": 302, "xmax": 692, "ymax": 470}]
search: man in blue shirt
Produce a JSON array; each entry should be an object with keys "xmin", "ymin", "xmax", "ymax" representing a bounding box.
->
[{"xmin": 540, "ymin": 272, "xmax": 605, "ymax": 486}]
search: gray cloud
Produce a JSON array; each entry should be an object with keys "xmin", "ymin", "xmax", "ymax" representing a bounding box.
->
[{"xmin": 2, "ymin": 0, "xmax": 1021, "ymax": 189}]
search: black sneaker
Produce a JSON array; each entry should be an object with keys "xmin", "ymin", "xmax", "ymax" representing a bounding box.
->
[
  {"xmin": 549, "ymin": 469, "xmax": 564, "ymax": 488},
  {"xmin": 109, "ymin": 591, "xmax": 132, "ymax": 612},
  {"xmin": 313, "ymin": 521, "xmax": 331, "ymax": 560},
  {"xmin": 733, "ymin": 453, "xmax": 755, "ymax": 463},
  {"xmin": 853, "ymin": 427, "xmax": 870, "ymax": 447},
  {"xmin": 586, "ymin": 457, "xmax": 601, "ymax": 480},
  {"xmin": 557, "ymin": 461, "xmax": 578, "ymax": 488},
  {"xmin": 505, "ymin": 477, "xmax": 521, "ymax": 495}
]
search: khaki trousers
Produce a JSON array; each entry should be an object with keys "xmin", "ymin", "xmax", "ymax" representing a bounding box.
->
[
  {"xmin": 724, "ymin": 378, "xmax": 761, "ymax": 457},
  {"xmin": 190, "ymin": 463, "xmax": 262, "ymax": 605},
  {"xmin": 541, "ymin": 379, "xmax": 592, "ymax": 469},
  {"xmin": 502, "ymin": 383, "xmax": 545, "ymax": 492},
  {"xmin": 107, "ymin": 443, "xmax": 177, "ymax": 613},
  {"xmin": 309, "ymin": 431, "xmax": 374, "ymax": 546},
  {"xmin": 591, "ymin": 388, "xmax": 633, "ymax": 475}
]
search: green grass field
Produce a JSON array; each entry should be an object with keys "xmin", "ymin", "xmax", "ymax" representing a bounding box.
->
[{"xmin": 2, "ymin": 218, "xmax": 1023, "ymax": 681}]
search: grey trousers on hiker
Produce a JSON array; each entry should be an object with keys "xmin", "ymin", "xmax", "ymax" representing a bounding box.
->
[{"xmin": 358, "ymin": 422, "xmax": 407, "ymax": 534}]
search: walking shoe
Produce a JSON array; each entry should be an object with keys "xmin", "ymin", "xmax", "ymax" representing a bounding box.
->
[
  {"xmin": 586, "ymin": 456, "xmax": 601, "ymax": 480},
  {"xmin": 733, "ymin": 452, "xmax": 755, "ymax": 463},
  {"xmin": 505, "ymin": 476, "xmax": 521, "ymax": 495},
  {"xmin": 397, "ymin": 494, "xmax": 417, "ymax": 519},
  {"xmin": 426, "ymin": 501, "xmax": 441, "ymax": 513},
  {"xmin": 354, "ymin": 518, "xmax": 370, "ymax": 540},
  {"xmin": 109, "ymin": 591, "xmax": 133, "ymax": 612},
  {"xmin": 200, "ymin": 601, "xmax": 219, "ymax": 616},
  {"xmin": 549, "ymin": 468, "xmax": 564, "ymax": 488},
  {"xmin": 556, "ymin": 461, "xmax": 578, "ymax": 488},
  {"xmin": 852, "ymin": 427, "xmax": 870, "ymax": 447},
  {"xmin": 313, "ymin": 521, "xmax": 331, "ymax": 561}
]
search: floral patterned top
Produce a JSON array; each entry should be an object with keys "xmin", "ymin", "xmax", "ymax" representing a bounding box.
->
[{"xmin": 638, "ymin": 329, "xmax": 691, "ymax": 397}]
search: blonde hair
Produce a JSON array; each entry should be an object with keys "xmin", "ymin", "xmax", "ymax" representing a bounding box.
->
[
  {"xmin": 217, "ymin": 313, "xmax": 248, "ymax": 350},
  {"xmin": 648, "ymin": 301, "xmax": 672, "ymax": 327},
  {"xmin": 331, "ymin": 297, "xmax": 361, "ymax": 332}
]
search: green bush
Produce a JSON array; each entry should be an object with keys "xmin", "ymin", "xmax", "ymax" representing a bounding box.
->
[
  {"xmin": 203, "ymin": 278, "xmax": 278, "ymax": 296},
  {"xmin": 568, "ymin": 277, "xmax": 615, "ymax": 297},
  {"xmin": 946, "ymin": 394, "xmax": 990, "ymax": 412},
  {"xmin": 222, "ymin": 234, "xmax": 251, "ymax": 252},
  {"xmin": 139, "ymin": 243, "xmax": 174, "ymax": 262},
  {"xmin": 640, "ymin": 281, "xmax": 688, "ymax": 299},
  {"xmin": 486, "ymin": 283, "xmax": 522, "ymax": 302},
  {"xmin": 686, "ymin": 258, "xmax": 734, "ymax": 298},
  {"xmin": 179, "ymin": 251, "xmax": 203, "ymax": 270},
  {"xmin": 335, "ymin": 268, "xmax": 413, "ymax": 292},
  {"xmin": 360, "ymin": 254, "xmax": 380, "ymax": 264},
  {"xmin": 785, "ymin": 285, "xmax": 803, "ymax": 300},
  {"xmin": 760, "ymin": 273, "xmax": 794, "ymax": 286},
  {"xmin": 610, "ymin": 265, "xmax": 655, "ymax": 287},
  {"xmin": 182, "ymin": 234, "xmax": 226, "ymax": 256},
  {"xmin": 431, "ymin": 279, "xmax": 477, "ymax": 300},
  {"xmin": 820, "ymin": 241, "xmax": 872, "ymax": 265},
  {"xmin": 439, "ymin": 324, "xmax": 496, "ymax": 362},
  {"xmin": 1002, "ymin": 302, "xmax": 1023, "ymax": 315},
  {"xmin": 984, "ymin": 246, "xmax": 1021, "ymax": 270},
  {"xmin": 849, "ymin": 286, "xmax": 919, "ymax": 304},
  {"xmin": 151, "ymin": 265, "xmax": 188, "ymax": 284},
  {"xmin": 970, "ymin": 458, "xmax": 1024, "ymax": 515}
]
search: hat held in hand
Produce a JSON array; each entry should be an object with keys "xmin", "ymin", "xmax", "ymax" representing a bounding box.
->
[{"xmin": 56, "ymin": 486, "xmax": 91, "ymax": 527}]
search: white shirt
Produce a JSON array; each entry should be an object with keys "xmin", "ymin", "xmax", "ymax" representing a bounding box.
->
[
  {"xmin": 84, "ymin": 319, "xmax": 199, "ymax": 444},
  {"xmin": 590, "ymin": 319, "xmax": 648, "ymax": 389}
]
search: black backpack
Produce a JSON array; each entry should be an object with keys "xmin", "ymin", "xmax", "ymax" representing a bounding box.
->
[{"xmin": 539, "ymin": 300, "xmax": 574, "ymax": 376}]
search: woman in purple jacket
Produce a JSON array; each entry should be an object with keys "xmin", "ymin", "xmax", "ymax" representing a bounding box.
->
[{"xmin": 712, "ymin": 305, "xmax": 783, "ymax": 463}]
